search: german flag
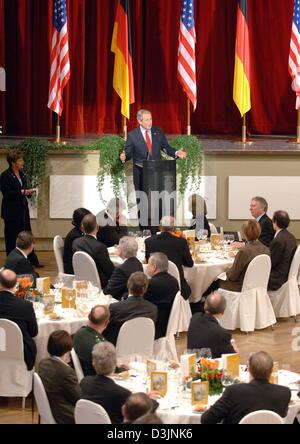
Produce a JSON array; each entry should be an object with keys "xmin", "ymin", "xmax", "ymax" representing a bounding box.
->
[
  {"xmin": 233, "ymin": 0, "xmax": 251, "ymax": 117},
  {"xmin": 111, "ymin": 0, "xmax": 135, "ymax": 119}
]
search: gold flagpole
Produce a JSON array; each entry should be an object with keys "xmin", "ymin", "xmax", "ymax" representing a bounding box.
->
[
  {"xmin": 123, "ymin": 116, "xmax": 127, "ymax": 140},
  {"xmin": 55, "ymin": 114, "xmax": 61, "ymax": 143},
  {"xmin": 242, "ymin": 113, "xmax": 247, "ymax": 143},
  {"xmin": 187, "ymin": 98, "xmax": 191, "ymax": 135},
  {"xmin": 297, "ymin": 110, "xmax": 300, "ymax": 143}
]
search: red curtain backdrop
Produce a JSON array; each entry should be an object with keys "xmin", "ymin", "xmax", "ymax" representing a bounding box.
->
[
  {"xmin": 0, "ymin": 0, "xmax": 5, "ymax": 131},
  {"xmin": 1, "ymin": 0, "xmax": 297, "ymax": 136}
]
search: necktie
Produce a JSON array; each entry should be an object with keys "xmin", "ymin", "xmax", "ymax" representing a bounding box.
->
[{"xmin": 145, "ymin": 130, "xmax": 152, "ymax": 156}]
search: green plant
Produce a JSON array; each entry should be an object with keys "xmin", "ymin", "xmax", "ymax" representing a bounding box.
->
[
  {"xmin": 91, "ymin": 135, "xmax": 126, "ymax": 202},
  {"xmin": 17, "ymin": 138, "xmax": 49, "ymax": 189},
  {"xmin": 170, "ymin": 135, "xmax": 203, "ymax": 195}
]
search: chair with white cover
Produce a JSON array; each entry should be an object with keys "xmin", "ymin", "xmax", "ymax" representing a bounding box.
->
[
  {"xmin": 72, "ymin": 251, "xmax": 101, "ymax": 289},
  {"xmin": 219, "ymin": 255, "xmax": 276, "ymax": 332},
  {"xmin": 70, "ymin": 348, "xmax": 84, "ymax": 382},
  {"xmin": 115, "ymin": 317, "xmax": 155, "ymax": 365},
  {"xmin": 168, "ymin": 260, "xmax": 181, "ymax": 287},
  {"xmin": 268, "ymin": 245, "xmax": 300, "ymax": 320},
  {"xmin": 239, "ymin": 410, "xmax": 284, "ymax": 424},
  {"xmin": 74, "ymin": 399, "xmax": 111, "ymax": 424},
  {"xmin": 153, "ymin": 291, "xmax": 191, "ymax": 363},
  {"xmin": 53, "ymin": 235, "xmax": 65, "ymax": 273},
  {"xmin": 209, "ymin": 223, "xmax": 218, "ymax": 234},
  {"xmin": 0, "ymin": 319, "xmax": 33, "ymax": 408},
  {"xmin": 33, "ymin": 372, "xmax": 56, "ymax": 424}
]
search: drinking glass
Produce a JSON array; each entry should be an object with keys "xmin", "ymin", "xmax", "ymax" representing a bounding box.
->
[
  {"xmin": 198, "ymin": 229, "xmax": 208, "ymax": 241},
  {"xmin": 221, "ymin": 370, "xmax": 234, "ymax": 388},
  {"xmin": 199, "ymin": 348, "xmax": 212, "ymax": 359},
  {"xmin": 142, "ymin": 229, "xmax": 151, "ymax": 238}
]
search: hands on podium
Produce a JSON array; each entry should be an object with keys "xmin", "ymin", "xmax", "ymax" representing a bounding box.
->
[
  {"xmin": 120, "ymin": 151, "xmax": 126, "ymax": 163},
  {"xmin": 176, "ymin": 150, "xmax": 187, "ymax": 159}
]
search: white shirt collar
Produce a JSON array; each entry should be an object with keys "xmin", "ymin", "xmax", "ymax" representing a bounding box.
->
[
  {"xmin": 274, "ymin": 228, "xmax": 283, "ymax": 238},
  {"xmin": 256, "ymin": 213, "xmax": 265, "ymax": 222},
  {"xmin": 50, "ymin": 355, "xmax": 69, "ymax": 367},
  {"xmin": 16, "ymin": 247, "xmax": 27, "ymax": 258}
]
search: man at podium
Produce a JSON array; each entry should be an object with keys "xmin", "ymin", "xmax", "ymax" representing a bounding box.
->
[{"xmin": 119, "ymin": 109, "xmax": 187, "ymax": 193}]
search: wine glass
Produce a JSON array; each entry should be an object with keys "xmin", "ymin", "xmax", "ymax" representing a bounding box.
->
[
  {"xmin": 221, "ymin": 370, "xmax": 234, "ymax": 388},
  {"xmin": 142, "ymin": 229, "xmax": 151, "ymax": 238},
  {"xmin": 199, "ymin": 348, "xmax": 212, "ymax": 359},
  {"xmin": 198, "ymin": 229, "xmax": 208, "ymax": 241}
]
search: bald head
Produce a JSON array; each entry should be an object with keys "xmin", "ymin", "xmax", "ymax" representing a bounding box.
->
[
  {"xmin": 204, "ymin": 292, "xmax": 227, "ymax": 316},
  {"xmin": 159, "ymin": 216, "xmax": 175, "ymax": 233},
  {"xmin": 88, "ymin": 305, "xmax": 109, "ymax": 330},
  {"xmin": 0, "ymin": 269, "xmax": 17, "ymax": 290},
  {"xmin": 248, "ymin": 351, "xmax": 273, "ymax": 381}
]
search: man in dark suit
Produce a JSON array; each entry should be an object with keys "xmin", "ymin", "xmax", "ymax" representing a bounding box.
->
[
  {"xmin": 80, "ymin": 341, "xmax": 131, "ymax": 424},
  {"xmin": 4, "ymin": 231, "xmax": 39, "ymax": 285},
  {"xmin": 145, "ymin": 216, "xmax": 194, "ymax": 299},
  {"xmin": 187, "ymin": 292, "xmax": 238, "ymax": 358},
  {"xmin": 0, "ymin": 269, "xmax": 38, "ymax": 370},
  {"xmin": 96, "ymin": 198, "xmax": 128, "ymax": 248},
  {"xmin": 250, "ymin": 196, "xmax": 275, "ymax": 246},
  {"xmin": 201, "ymin": 351, "xmax": 291, "ymax": 424},
  {"xmin": 144, "ymin": 252, "xmax": 179, "ymax": 339},
  {"xmin": 72, "ymin": 214, "xmax": 114, "ymax": 288},
  {"xmin": 0, "ymin": 150, "xmax": 41, "ymax": 266},
  {"xmin": 102, "ymin": 271, "xmax": 157, "ymax": 345},
  {"xmin": 268, "ymin": 210, "xmax": 297, "ymax": 291},
  {"xmin": 63, "ymin": 207, "xmax": 91, "ymax": 274},
  {"xmin": 120, "ymin": 109, "xmax": 187, "ymax": 193},
  {"xmin": 103, "ymin": 236, "xmax": 143, "ymax": 300}
]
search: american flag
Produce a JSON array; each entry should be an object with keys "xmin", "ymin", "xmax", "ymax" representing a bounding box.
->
[
  {"xmin": 47, "ymin": 0, "xmax": 70, "ymax": 115},
  {"xmin": 178, "ymin": 0, "xmax": 197, "ymax": 110},
  {"xmin": 289, "ymin": 0, "xmax": 300, "ymax": 109}
]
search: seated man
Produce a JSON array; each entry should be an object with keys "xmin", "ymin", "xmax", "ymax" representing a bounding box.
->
[
  {"xmin": 201, "ymin": 351, "xmax": 291, "ymax": 424},
  {"xmin": 187, "ymin": 292, "xmax": 238, "ymax": 358},
  {"xmin": 0, "ymin": 269, "xmax": 38, "ymax": 370},
  {"xmin": 122, "ymin": 392, "xmax": 156, "ymax": 424},
  {"xmin": 145, "ymin": 216, "xmax": 194, "ymax": 300},
  {"xmin": 102, "ymin": 271, "xmax": 157, "ymax": 345},
  {"xmin": 80, "ymin": 342, "xmax": 131, "ymax": 424},
  {"xmin": 72, "ymin": 214, "xmax": 114, "ymax": 288},
  {"xmin": 144, "ymin": 252, "xmax": 179, "ymax": 339},
  {"xmin": 103, "ymin": 236, "xmax": 143, "ymax": 300},
  {"xmin": 268, "ymin": 210, "xmax": 297, "ymax": 291},
  {"xmin": 73, "ymin": 305, "xmax": 109, "ymax": 376},
  {"xmin": 250, "ymin": 196, "xmax": 275, "ymax": 246},
  {"xmin": 96, "ymin": 198, "xmax": 128, "ymax": 248},
  {"xmin": 4, "ymin": 231, "xmax": 39, "ymax": 285},
  {"xmin": 63, "ymin": 207, "xmax": 91, "ymax": 274}
]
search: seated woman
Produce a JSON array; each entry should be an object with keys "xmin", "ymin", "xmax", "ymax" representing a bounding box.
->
[
  {"xmin": 38, "ymin": 330, "xmax": 81, "ymax": 424},
  {"xmin": 80, "ymin": 341, "xmax": 131, "ymax": 424},
  {"xmin": 219, "ymin": 219, "xmax": 270, "ymax": 292},
  {"xmin": 188, "ymin": 194, "xmax": 211, "ymax": 239}
]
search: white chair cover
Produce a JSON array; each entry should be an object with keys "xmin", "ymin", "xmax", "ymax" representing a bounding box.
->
[
  {"xmin": 115, "ymin": 317, "xmax": 155, "ymax": 365},
  {"xmin": 153, "ymin": 292, "xmax": 192, "ymax": 363},
  {"xmin": 168, "ymin": 260, "xmax": 181, "ymax": 289},
  {"xmin": 72, "ymin": 251, "xmax": 101, "ymax": 289},
  {"xmin": 53, "ymin": 235, "xmax": 65, "ymax": 273},
  {"xmin": 0, "ymin": 319, "xmax": 33, "ymax": 398},
  {"xmin": 33, "ymin": 373, "xmax": 57, "ymax": 424},
  {"xmin": 239, "ymin": 409, "xmax": 284, "ymax": 424},
  {"xmin": 219, "ymin": 255, "xmax": 276, "ymax": 332},
  {"xmin": 70, "ymin": 348, "xmax": 84, "ymax": 382},
  {"xmin": 209, "ymin": 223, "xmax": 218, "ymax": 234},
  {"xmin": 74, "ymin": 399, "xmax": 111, "ymax": 424},
  {"xmin": 269, "ymin": 245, "xmax": 300, "ymax": 318},
  {"xmin": 167, "ymin": 260, "xmax": 192, "ymax": 331}
]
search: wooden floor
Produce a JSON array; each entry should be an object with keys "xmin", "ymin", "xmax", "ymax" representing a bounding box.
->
[{"xmin": 0, "ymin": 251, "xmax": 300, "ymax": 424}]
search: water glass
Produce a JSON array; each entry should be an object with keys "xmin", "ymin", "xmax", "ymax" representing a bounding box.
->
[
  {"xmin": 197, "ymin": 229, "xmax": 208, "ymax": 241},
  {"xmin": 221, "ymin": 370, "xmax": 234, "ymax": 388},
  {"xmin": 199, "ymin": 348, "xmax": 212, "ymax": 359}
]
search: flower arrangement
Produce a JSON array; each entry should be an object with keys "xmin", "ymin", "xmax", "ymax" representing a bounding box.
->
[
  {"xmin": 192, "ymin": 358, "xmax": 223, "ymax": 396},
  {"xmin": 16, "ymin": 275, "xmax": 33, "ymax": 298}
]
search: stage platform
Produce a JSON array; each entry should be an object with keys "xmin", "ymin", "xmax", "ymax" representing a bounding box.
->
[{"xmin": 1, "ymin": 134, "xmax": 300, "ymax": 155}]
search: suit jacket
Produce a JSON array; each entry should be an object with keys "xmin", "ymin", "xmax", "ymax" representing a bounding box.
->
[
  {"xmin": 0, "ymin": 167, "xmax": 31, "ymax": 222},
  {"xmin": 125, "ymin": 126, "xmax": 177, "ymax": 166},
  {"xmin": 103, "ymin": 256, "xmax": 143, "ymax": 300},
  {"xmin": 4, "ymin": 248, "xmax": 39, "ymax": 284},
  {"xmin": 268, "ymin": 229, "xmax": 297, "ymax": 291},
  {"xmin": 144, "ymin": 271, "xmax": 179, "ymax": 339},
  {"xmin": 187, "ymin": 313, "xmax": 235, "ymax": 358},
  {"xmin": 219, "ymin": 240, "xmax": 270, "ymax": 292},
  {"xmin": 72, "ymin": 234, "xmax": 114, "ymax": 288},
  {"xmin": 0, "ymin": 290, "xmax": 38, "ymax": 370},
  {"xmin": 63, "ymin": 227, "xmax": 84, "ymax": 274},
  {"xmin": 201, "ymin": 379, "xmax": 291, "ymax": 424},
  {"xmin": 258, "ymin": 213, "xmax": 275, "ymax": 247},
  {"xmin": 102, "ymin": 296, "xmax": 158, "ymax": 345},
  {"xmin": 145, "ymin": 232, "xmax": 194, "ymax": 299},
  {"xmin": 80, "ymin": 374, "xmax": 131, "ymax": 424},
  {"xmin": 96, "ymin": 209, "xmax": 128, "ymax": 248},
  {"xmin": 38, "ymin": 357, "xmax": 81, "ymax": 424},
  {"xmin": 73, "ymin": 326, "xmax": 106, "ymax": 376}
]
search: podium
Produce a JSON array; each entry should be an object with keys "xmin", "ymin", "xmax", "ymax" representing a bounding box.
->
[{"xmin": 142, "ymin": 160, "xmax": 176, "ymax": 226}]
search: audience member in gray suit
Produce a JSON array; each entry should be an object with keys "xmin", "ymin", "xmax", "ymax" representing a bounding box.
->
[
  {"xmin": 72, "ymin": 214, "xmax": 114, "ymax": 288},
  {"xmin": 249, "ymin": 196, "xmax": 275, "ymax": 247},
  {"xmin": 268, "ymin": 211, "xmax": 297, "ymax": 291},
  {"xmin": 38, "ymin": 330, "xmax": 80, "ymax": 424}
]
